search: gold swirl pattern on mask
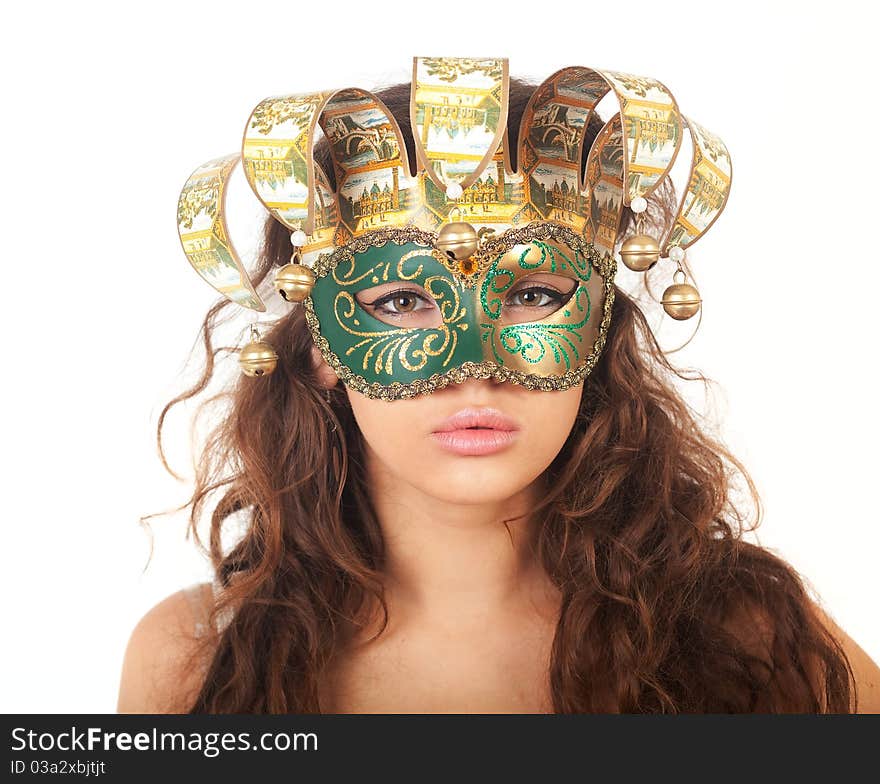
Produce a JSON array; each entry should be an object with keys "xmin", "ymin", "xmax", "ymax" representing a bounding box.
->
[
  {"xmin": 336, "ymin": 290, "xmax": 458, "ymax": 374},
  {"xmin": 331, "ymin": 248, "xmax": 468, "ymax": 375},
  {"xmin": 330, "ymin": 247, "xmax": 444, "ymax": 287},
  {"xmin": 302, "ymin": 223, "xmax": 617, "ymax": 401}
]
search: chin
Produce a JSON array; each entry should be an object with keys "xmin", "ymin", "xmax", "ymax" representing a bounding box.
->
[{"xmin": 417, "ymin": 470, "xmax": 533, "ymax": 507}]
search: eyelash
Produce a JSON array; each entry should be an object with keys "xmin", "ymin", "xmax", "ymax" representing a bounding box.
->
[{"xmin": 366, "ymin": 285, "xmax": 572, "ymax": 317}]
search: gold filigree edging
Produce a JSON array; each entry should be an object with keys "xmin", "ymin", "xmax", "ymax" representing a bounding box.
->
[{"xmin": 301, "ymin": 221, "xmax": 617, "ymax": 401}]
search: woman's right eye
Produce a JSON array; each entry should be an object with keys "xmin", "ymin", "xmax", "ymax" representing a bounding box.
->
[{"xmin": 361, "ymin": 289, "xmax": 435, "ymax": 318}]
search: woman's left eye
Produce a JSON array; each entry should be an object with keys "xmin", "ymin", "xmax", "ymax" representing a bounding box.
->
[{"xmin": 505, "ymin": 285, "xmax": 570, "ymax": 308}]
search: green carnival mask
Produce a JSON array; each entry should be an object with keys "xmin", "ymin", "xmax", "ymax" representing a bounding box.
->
[
  {"xmin": 178, "ymin": 58, "xmax": 732, "ymax": 395},
  {"xmin": 302, "ymin": 222, "xmax": 616, "ymax": 400}
]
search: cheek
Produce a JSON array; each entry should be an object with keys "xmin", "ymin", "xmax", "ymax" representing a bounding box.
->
[
  {"xmin": 345, "ymin": 390, "xmax": 432, "ymax": 472},
  {"xmin": 509, "ymin": 384, "xmax": 582, "ymax": 477},
  {"xmin": 535, "ymin": 384, "xmax": 581, "ymax": 432}
]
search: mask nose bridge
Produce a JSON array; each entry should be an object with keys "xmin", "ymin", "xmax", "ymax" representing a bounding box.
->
[
  {"xmin": 461, "ymin": 261, "xmax": 521, "ymax": 369},
  {"xmin": 456, "ymin": 279, "xmax": 490, "ymax": 359}
]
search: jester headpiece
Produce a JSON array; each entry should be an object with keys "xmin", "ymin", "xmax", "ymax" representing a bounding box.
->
[{"xmin": 177, "ymin": 57, "xmax": 731, "ymax": 400}]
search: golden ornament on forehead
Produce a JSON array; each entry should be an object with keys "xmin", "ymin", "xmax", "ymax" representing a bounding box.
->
[
  {"xmin": 454, "ymin": 226, "xmax": 498, "ymax": 277},
  {"xmin": 274, "ymin": 230, "xmax": 316, "ymax": 303},
  {"xmin": 457, "ymin": 256, "xmax": 478, "ymax": 276},
  {"xmin": 619, "ymin": 196, "xmax": 661, "ymax": 272},
  {"xmin": 436, "ymin": 202, "xmax": 479, "ymax": 262},
  {"xmin": 239, "ymin": 324, "xmax": 278, "ymax": 377},
  {"xmin": 662, "ymin": 266, "xmax": 701, "ymax": 320}
]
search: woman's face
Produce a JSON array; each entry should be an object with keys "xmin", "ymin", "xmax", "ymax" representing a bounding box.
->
[{"xmin": 313, "ymin": 346, "xmax": 582, "ymax": 505}]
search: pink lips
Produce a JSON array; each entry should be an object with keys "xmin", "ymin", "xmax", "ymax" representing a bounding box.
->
[{"xmin": 430, "ymin": 406, "xmax": 520, "ymax": 456}]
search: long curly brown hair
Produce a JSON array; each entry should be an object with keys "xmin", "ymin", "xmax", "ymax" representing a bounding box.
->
[{"xmin": 154, "ymin": 75, "xmax": 856, "ymax": 713}]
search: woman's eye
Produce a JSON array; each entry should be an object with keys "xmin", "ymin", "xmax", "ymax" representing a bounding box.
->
[
  {"xmin": 505, "ymin": 285, "xmax": 573, "ymax": 309},
  {"xmin": 364, "ymin": 289, "xmax": 433, "ymax": 317},
  {"xmin": 359, "ymin": 281, "xmax": 576, "ymax": 322}
]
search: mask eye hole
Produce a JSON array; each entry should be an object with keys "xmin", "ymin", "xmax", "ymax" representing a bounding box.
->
[
  {"xmin": 501, "ymin": 273, "xmax": 579, "ymax": 324},
  {"xmin": 355, "ymin": 284, "xmax": 444, "ymax": 328}
]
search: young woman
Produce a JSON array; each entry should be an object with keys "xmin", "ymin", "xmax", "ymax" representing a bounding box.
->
[{"xmin": 117, "ymin": 70, "xmax": 880, "ymax": 714}]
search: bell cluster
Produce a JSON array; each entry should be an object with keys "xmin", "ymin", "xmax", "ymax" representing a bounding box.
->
[{"xmin": 618, "ymin": 196, "xmax": 701, "ymax": 321}]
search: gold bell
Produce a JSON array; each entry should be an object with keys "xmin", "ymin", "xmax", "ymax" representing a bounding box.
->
[
  {"xmin": 238, "ymin": 325, "xmax": 278, "ymax": 377},
  {"xmin": 436, "ymin": 207, "xmax": 479, "ymax": 261},
  {"xmin": 662, "ymin": 269, "xmax": 701, "ymax": 320},
  {"xmin": 619, "ymin": 234, "xmax": 661, "ymax": 272},
  {"xmin": 275, "ymin": 253, "xmax": 316, "ymax": 303}
]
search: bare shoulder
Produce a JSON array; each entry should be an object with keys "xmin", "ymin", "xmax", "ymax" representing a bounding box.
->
[
  {"xmin": 116, "ymin": 583, "xmax": 217, "ymax": 714},
  {"xmin": 805, "ymin": 599, "xmax": 880, "ymax": 714},
  {"xmin": 721, "ymin": 594, "xmax": 880, "ymax": 713}
]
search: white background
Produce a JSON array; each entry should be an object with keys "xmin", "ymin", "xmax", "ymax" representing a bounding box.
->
[{"xmin": 1, "ymin": 0, "xmax": 876, "ymax": 712}]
